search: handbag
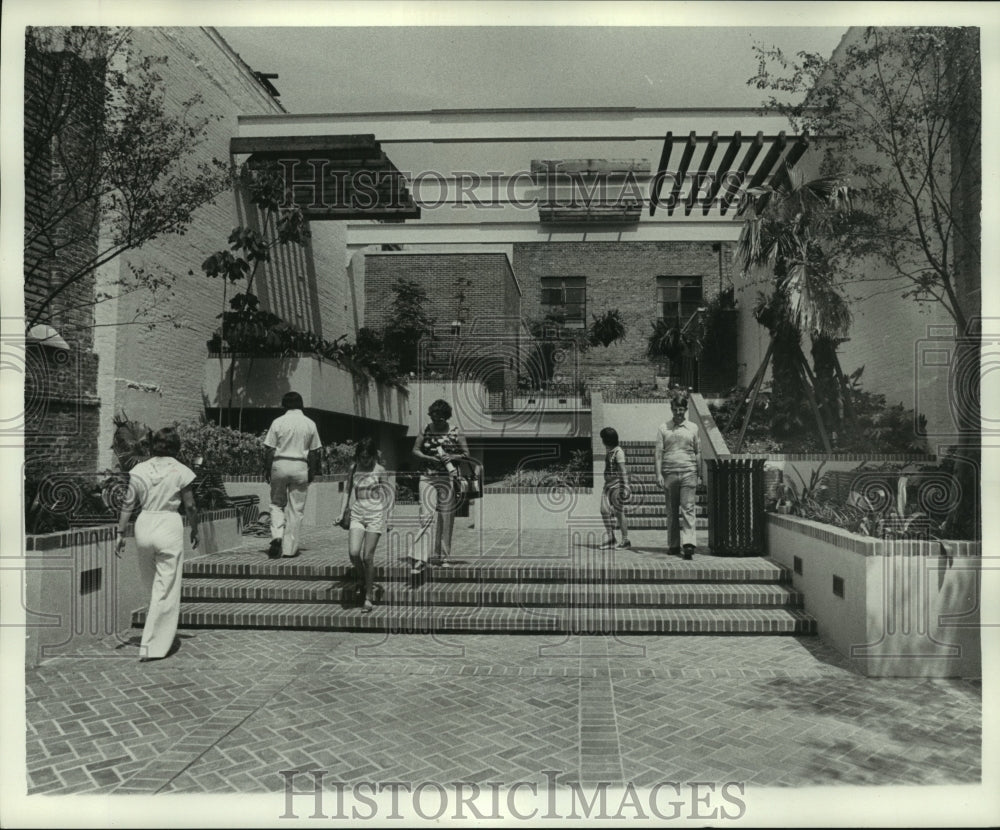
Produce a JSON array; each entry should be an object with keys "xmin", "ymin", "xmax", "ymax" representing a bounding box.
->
[
  {"xmin": 456, "ymin": 458, "xmax": 483, "ymax": 501},
  {"xmin": 338, "ymin": 464, "xmax": 355, "ymax": 530}
]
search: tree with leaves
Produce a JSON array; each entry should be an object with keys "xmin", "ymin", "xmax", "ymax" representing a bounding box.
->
[
  {"xmin": 735, "ymin": 173, "xmax": 857, "ymax": 448},
  {"xmin": 750, "ymin": 27, "xmax": 979, "ymax": 330},
  {"xmin": 24, "ymin": 26, "xmax": 230, "ymax": 334},
  {"xmin": 750, "ymin": 26, "xmax": 980, "ymax": 535},
  {"xmin": 382, "ymin": 278, "xmax": 435, "ymax": 375}
]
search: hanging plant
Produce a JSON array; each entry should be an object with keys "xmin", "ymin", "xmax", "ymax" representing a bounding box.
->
[
  {"xmin": 645, "ymin": 317, "xmax": 684, "ymax": 365},
  {"xmin": 588, "ymin": 308, "xmax": 627, "ymax": 348}
]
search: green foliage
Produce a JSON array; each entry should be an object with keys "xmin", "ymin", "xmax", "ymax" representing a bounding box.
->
[
  {"xmin": 709, "ymin": 374, "xmax": 928, "ymax": 454},
  {"xmin": 25, "ymin": 26, "xmax": 231, "ymax": 331},
  {"xmin": 494, "ymin": 449, "xmax": 592, "ymax": 488},
  {"xmin": 350, "ymin": 327, "xmax": 401, "ymax": 384},
  {"xmin": 588, "ymin": 309, "xmax": 627, "ymax": 348},
  {"xmin": 24, "ymin": 471, "xmax": 128, "ymax": 535},
  {"xmin": 846, "ymin": 368, "xmax": 929, "ymax": 454},
  {"xmin": 768, "ymin": 460, "xmax": 958, "ymax": 540},
  {"xmin": 320, "ymin": 441, "xmax": 356, "ymax": 475},
  {"xmin": 382, "ymin": 279, "xmax": 434, "ymax": 374},
  {"xmin": 174, "ymin": 418, "xmax": 268, "ymax": 475},
  {"xmin": 645, "ymin": 317, "xmax": 684, "ymax": 365},
  {"xmin": 750, "ymin": 27, "xmax": 979, "ymax": 330}
]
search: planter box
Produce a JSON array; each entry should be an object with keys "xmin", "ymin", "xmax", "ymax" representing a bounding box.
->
[
  {"xmin": 204, "ymin": 355, "xmax": 409, "ymax": 426},
  {"xmin": 23, "ymin": 509, "xmax": 241, "ymax": 667},
  {"xmin": 767, "ymin": 513, "xmax": 981, "ymax": 677}
]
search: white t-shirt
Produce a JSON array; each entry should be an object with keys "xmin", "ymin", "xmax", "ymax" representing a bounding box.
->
[
  {"xmin": 128, "ymin": 457, "xmax": 196, "ymax": 513},
  {"xmin": 263, "ymin": 409, "xmax": 322, "ymax": 461}
]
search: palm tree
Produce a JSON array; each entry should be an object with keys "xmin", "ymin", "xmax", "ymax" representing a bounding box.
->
[{"xmin": 733, "ymin": 172, "xmax": 858, "ymax": 450}]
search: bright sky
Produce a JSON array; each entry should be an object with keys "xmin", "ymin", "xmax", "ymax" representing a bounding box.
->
[{"xmin": 218, "ymin": 26, "xmax": 848, "ymax": 113}]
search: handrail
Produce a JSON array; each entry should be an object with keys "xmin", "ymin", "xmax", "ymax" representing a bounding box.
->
[
  {"xmin": 680, "ymin": 306, "xmax": 707, "ymax": 337},
  {"xmin": 689, "ymin": 392, "xmax": 731, "ymax": 480}
]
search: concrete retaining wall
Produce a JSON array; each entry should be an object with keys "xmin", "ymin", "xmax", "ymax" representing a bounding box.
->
[
  {"xmin": 23, "ymin": 509, "xmax": 241, "ymax": 666},
  {"xmin": 767, "ymin": 513, "xmax": 981, "ymax": 677}
]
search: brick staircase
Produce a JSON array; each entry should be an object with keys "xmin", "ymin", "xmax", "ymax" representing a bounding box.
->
[
  {"xmin": 134, "ymin": 552, "xmax": 815, "ymax": 637},
  {"xmin": 132, "ymin": 442, "xmax": 815, "ymax": 636},
  {"xmin": 616, "ymin": 441, "xmax": 708, "ymax": 530}
]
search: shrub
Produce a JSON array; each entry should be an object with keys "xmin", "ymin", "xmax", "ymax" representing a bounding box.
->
[
  {"xmin": 494, "ymin": 449, "xmax": 592, "ymax": 488},
  {"xmin": 320, "ymin": 441, "xmax": 356, "ymax": 475},
  {"xmin": 766, "ymin": 460, "xmax": 962, "ymax": 539},
  {"xmin": 709, "ymin": 379, "xmax": 927, "ymax": 455},
  {"xmin": 174, "ymin": 418, "xmax": 267, "ymax": 475}
]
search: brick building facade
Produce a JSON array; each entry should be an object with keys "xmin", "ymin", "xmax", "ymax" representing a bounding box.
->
[
  {"xmin": 514, "ymin": 241, "xmax": 735, "ymax": 390},
  {"xmin": 90, "ymin": 29, "xmax": 356, "ymax": 467},
  {"xmin": 365, "ymin": 252, "xmax": 522, "ymax": 390},
  {"xmin": 24, "ymin": 38, "xmax": 105, "ymax": 475}
]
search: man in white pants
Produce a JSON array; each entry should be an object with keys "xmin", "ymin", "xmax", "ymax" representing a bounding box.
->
[{"xmin": 263, "ymin": 391, "xmax": 322, "ymax": 558}]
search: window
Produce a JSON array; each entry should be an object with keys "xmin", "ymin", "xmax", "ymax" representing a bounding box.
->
[
  {"xmin": 656, "ymin": 276, "xmax": 702, "ymax": 325},
  {"xmin": 540, "ymin": 277, "xmax": 586, "ymax": 328}
]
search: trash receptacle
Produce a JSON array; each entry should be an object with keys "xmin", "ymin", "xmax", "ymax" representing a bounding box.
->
[{"xmin": 706, "ymin": 458, "xmax": 766, "ymax": 555}]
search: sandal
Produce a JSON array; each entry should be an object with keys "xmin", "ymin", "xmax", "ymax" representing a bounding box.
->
[
  {"xmin": 410, "ymin": 561, "xmax": 427, "ymax": 576},
  {"xmin": 360, "ymin": 599, "xmax": 374, "ymax": 613},
  {"xmin": 618, "ymin": 540, "xmax": 632, "ymax": 549}
]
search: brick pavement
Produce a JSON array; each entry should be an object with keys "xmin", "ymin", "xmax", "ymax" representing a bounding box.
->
[
  {"xmin": 18, "ymin": 524, "xmax": 985, "ymax": 809},
  {"xmin": 23, "ymin": 628, "xmax": 981, "ymax": 797}
]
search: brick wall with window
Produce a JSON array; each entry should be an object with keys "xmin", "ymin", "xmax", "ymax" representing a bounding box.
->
[
  {"xmin": 514, "ymin": 241, "xmax": 732, "ymax": 388},
  {"xmin": 364, "ymin": 253, "xmax": 522, "ymax": 389}
]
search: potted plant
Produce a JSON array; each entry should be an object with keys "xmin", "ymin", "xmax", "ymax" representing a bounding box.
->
[{"xmin": 588, "ymin": 309, "xmax": 627, "ymax": 348}]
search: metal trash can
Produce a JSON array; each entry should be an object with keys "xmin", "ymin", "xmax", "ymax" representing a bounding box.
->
[{"xmin": 706, "ymin": 458, "xmax": 766, "ymax": 555}]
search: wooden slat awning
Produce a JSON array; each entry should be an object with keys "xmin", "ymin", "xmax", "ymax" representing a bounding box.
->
[
  {"xmin": 648, "ymin": 130, "xmax": 809, "ymax": 218},
  {"xmin": 230, "ymin": 134, "xmax": 420, "ymax": 220}
]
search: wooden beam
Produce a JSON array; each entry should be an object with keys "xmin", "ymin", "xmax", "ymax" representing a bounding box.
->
[
  {"xmin": 720, "ymin": 131, "xmax": 764, "ymax": 216},
  {"xmin": 736, "ymin": 131, "xmax": 787, "ymax": 216},
  {"xmin": 303, "ymin": 205, "xmax": 421, "ymax": 220},
  {"xmin": 702, "ymin": 131, "xmax": 741, "ymax": 215},
  {"xmin": 685, "ymin": 132, "xmax": 719, "ymax": 216},
  {"xmin": 230, "ymin": 134, "xmax": 378, "ymax": 155},
  {"xmin": 649, "ymin": 131, "xmax": 673, "ymax": 216},
  {"xmin": 768, "ymin": 132, "xmax": 809, "ymax": 193},
  {"xmin": 666, "ymin": 132, "xmax": 697, "ymax": 217}
]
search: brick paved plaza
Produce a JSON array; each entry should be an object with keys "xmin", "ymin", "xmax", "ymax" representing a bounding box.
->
[{"xmin": 17, "ymin": 525, "xmax": 985, "ymax": 822}]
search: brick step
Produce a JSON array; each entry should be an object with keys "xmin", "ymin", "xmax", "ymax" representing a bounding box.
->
[
  {"xmin": 615, "ymin": 507, "xmax": 708, "ymax": 519},
  {"xmin": 182, "ymin": 557, "xmax": 790, "ymax": 584},
  {"xmin": 134, "ymin": 602, "xmax": 817, "ymax": 635},
  {"xmin": 612, "ymin": 464, "xmax": 705, "ymax": 475},
  {"xmin": 182, "ymin": 578, "xmax": 804, "ymax": 609},
  {"xmin": 608, "ymin": 483, "xmax": 708, "ymax": 495},
  {"xmin": 621, "ymin": 518, "xmax": 709, "ymax": 529}
]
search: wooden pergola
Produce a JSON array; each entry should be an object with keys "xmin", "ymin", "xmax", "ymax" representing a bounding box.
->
[
  {"xmin": 650, "ymin": 130, "xmax": 809, "ymax": 217},
  {"xmin": 229, "ymin": 134, "xmax": 420, "ymax": 221}
]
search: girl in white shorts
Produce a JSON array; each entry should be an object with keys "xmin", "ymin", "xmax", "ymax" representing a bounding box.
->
[{"xmin": 339, "ymin": 438, "xmax": 393, "ymax": 611}]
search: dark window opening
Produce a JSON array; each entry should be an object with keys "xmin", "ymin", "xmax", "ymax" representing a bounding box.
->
[
  {"xmin": 80, "ymin": 568, "xmax": 101, "ymax": 595},
  {"xmin": 540, "ymin": 277, "xmax": 586, "ymax": 328}
]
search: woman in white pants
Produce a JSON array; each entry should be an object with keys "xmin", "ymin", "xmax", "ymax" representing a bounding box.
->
[{"xmin": 115, "ymin": 427, "xmax": 199, "ymax": 662}]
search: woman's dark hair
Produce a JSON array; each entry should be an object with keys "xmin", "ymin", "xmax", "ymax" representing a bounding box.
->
[
  {"xmin": 282, "ymin": 391, "xmax": 304, "ymax": 410},
  {"xmin": 354, "ymin": 437, "xmax": 378, "ymax": 463},
  {"xmin": 599, "ymin": 427, "xmax": 619, "ymax": 447},
  {"xmin": 428, "ymin": 399, "xmax": 452, "ymax": 421},
  {"xmin": 150, "ymin": 426, "xmax": 181, "ymax": 458}
]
